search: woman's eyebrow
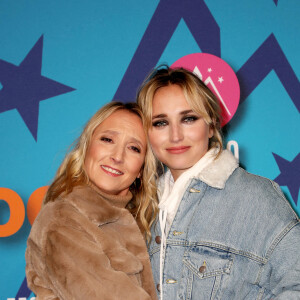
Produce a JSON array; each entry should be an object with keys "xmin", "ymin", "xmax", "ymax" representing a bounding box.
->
[
  {"xmin": 152, "ymin": 110, "xmax": 194, "ymax": 119},
  {"xmin": 101, "ymin": 130, "xmax": 118, "ymax": 135},
  {"xmin": 180, "ymin": 110, "xmax": 194, "ymax": 115},
  {"xmin": 101, "ymin": 130, "xmax": 144, "ymax": 148},
  {"xmin": 152, "ymin": 113, "xmax": 167, "ymax": 119},
  {"xmin": 129, "ymin": 137, "xmax": 145, "ymax": 148}
]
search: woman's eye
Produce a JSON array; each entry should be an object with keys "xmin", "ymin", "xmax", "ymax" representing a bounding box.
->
[
  {"xmin": 130, "ymin": 146, "xmax": 141, "ymax": 153},
  {"xmin": 152, "ymin": 120, "xmax": 168, "ymax": 127},
  {"xmin": 182, "ymin": 116, "xmax": 199, "ymax": 123},
  {"xmin": 100, "ymin": 137, "xmax": 112, "ymax": 143}
]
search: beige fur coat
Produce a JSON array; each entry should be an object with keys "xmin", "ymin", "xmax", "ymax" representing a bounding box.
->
[{"xmin": 25, "ymin": 184, "xmax": 157, "ymax": 300}]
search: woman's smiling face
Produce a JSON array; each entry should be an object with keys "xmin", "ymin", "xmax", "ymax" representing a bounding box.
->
[
  {"xmin": 149, "ymin": 84, "xmax": 213, "ymax": 181},
  {"xmin": 84, "ymin": 109, "xmax": 147, "ymax": 196}
]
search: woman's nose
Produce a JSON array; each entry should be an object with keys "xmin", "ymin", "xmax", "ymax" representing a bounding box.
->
[
  {"xmin": 110, "ymin": 146, "xmax": 125, "ymax": 163},
  {"xmin": 169, "ymin": 124, "xmax": 183, "ymax": 143}
]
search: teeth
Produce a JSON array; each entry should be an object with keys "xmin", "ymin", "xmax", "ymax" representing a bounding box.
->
[{"xmin": 102, "ymin": 166, "xmax": 122, "ymax": 175}]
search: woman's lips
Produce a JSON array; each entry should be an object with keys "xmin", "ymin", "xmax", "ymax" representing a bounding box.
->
[
  {"xmin": 166, "ymin": 146, "xmax": 190, "ymax": 154},
  {"xmin": 101, "ymin": 165, "xmax": 123, "ymax": 177}
]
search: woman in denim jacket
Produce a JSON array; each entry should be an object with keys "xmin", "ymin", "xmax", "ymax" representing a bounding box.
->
[{"xmin": 137, "ymin": 66, "xmax": 300, "ymax": 300}]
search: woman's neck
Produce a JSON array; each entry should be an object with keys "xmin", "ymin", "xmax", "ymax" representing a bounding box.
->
[{"xmin": 87, "ymin": 181, "xmax": 133, "ymax": 208}]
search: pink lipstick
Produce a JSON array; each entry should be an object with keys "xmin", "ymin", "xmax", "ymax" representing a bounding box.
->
[
  {"xmin": 166, "ymin": 146, "xmax": 190, "ymax": 154},
  {"xmin": 101, "ymin": 165, "xmax": 123, "ymax": 177}
]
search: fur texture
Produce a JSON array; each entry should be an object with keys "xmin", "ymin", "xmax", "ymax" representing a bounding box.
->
[
  {"xmin": 198, "ymin": 149, "xmax": 239, "ymax": 189},
  {"xmin": 25, "ymin": 185, "xmax": 157, "ymax": 300}
]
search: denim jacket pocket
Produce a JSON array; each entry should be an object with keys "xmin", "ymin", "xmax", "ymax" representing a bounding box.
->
[{"xmin": 180, "ymin": 246, "xmax": 233, "ymax": 300}]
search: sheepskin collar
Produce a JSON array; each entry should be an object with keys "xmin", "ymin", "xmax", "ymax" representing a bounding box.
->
[
  {"xmin": 195, "ymin": 149, "xmax": 239, "ymax": 189},
  {"xmin": 58, "ymin": 184, "xmax": 133, "ymax": 226},
  {"xmin": 158, "ymin": 149, "xmax": 239, "ymax": 194}
]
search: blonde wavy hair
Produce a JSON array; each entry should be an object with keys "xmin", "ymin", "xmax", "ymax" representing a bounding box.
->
[
  {"xmin": 137, "ymin": 65, "xmax": 223, "ymax": 157},
  {"xmin": 44, "ymin": 101, "xmax": 158, "ymax": 241}
]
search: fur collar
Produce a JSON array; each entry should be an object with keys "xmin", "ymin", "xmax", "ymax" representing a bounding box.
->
[
  {"xmin": 195, "ymin": 149, "xmax": 239, "ymax": 189},
  {"xmin": 158, "ymin": 149, "xmax": 239, "ymax": 193},
  {"xmin": 58, "ymin": 184, "xmax": 133, "ymax": 226}
]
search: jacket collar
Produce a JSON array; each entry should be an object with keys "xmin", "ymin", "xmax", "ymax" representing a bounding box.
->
[
  {"xmin": 158, "ymin": 149, "xmax": 239, "ymax": 193},
  {"xmin": 195, "ymin": 149, "xmax": 239, "ymax": 189}
]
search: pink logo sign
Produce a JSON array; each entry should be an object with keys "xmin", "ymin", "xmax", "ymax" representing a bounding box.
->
[{"xmin": 171, "ymin": 53, "xmax": 240, "ymax": 127}]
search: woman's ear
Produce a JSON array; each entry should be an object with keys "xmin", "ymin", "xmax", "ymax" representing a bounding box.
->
[
  {"xmin": 209, "ymin": 128, "xmax": 214, "ymax": 138},
  {"xmin": 209, "ymin": 118, "xmax": 217, "ymax": 139}
]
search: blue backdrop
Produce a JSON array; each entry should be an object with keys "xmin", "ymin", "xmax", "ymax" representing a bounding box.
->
[{"xmin": 0, "ymin": 1, "xmax": 299, "ymax": 299}]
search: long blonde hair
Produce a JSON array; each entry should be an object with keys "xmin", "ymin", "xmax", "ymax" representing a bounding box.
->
[
  {"xmin": 137, "ymin": 65, "xmax": 223, "ymax": 156},
  {"xmin": 44, "ymin": 101, "xmax": 158, "ymax": 240}
]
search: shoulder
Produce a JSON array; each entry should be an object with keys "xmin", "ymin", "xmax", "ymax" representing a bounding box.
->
[
  {"xmin": 39, "ymin": 189, "xmax": 85, "ymax": 224},
  {"xmin": 28, "ymin": 186, "xmax": 99, "ymax": 243},
  {"xmin": 32, "ymin": 185, "xmax": 127, "ymax": 235},
  {"xmin": 228, "ymin": 167, "xmax": 299, "ymax": 222},
  {"xmin": 28, "ymin": 197, "xmax": 79, "ymax": 241},
  {"xmin": 208, "ymin": 166, "xmax": 299, "ymax": 257}
]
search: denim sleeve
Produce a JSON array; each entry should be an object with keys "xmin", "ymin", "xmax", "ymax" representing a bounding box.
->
[{"xmin": 263, "ymin": 222, "xmax": 300, "ymax": 299}]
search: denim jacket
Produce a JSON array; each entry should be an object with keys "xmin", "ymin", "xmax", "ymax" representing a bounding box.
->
[{"xmin": 149, "ymin": 150, "xmax": 300, "ymax": 300}]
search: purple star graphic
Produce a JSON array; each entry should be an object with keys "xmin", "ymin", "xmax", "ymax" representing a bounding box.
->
[
  {"xmin": 0, "ymin": 35, "xmax": 75, "ymax": 140},
  {"xmin": 273, "ymin": 152, "xmax": 300, "ymax": 205}
]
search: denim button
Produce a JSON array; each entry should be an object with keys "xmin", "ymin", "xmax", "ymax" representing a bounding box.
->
[
  {"xmin": 189, "ymin": 188, "xmax": 201, "ymax": 193},
  {"xmin": 166, "ymin": 279, "xmax": 177, "ymax": 284},
  {"xmin": 199, "ymin": 266, "xmax": 206, "ymax": 273},
  {"xmin": 173, "ymin": 230, "xmax": 183, "ymax": 236},
  {"xmin": 156, "ymin": 284, "xmax": 161, "ymax": 292},
  {"xmin": 155, "ymin": 236, "xmax": 161, "ymax": 244}
]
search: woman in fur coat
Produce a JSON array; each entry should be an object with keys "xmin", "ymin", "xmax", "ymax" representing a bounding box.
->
[{"xmin": 25, "ymin": 102, "xmax": 158, "ymax": 300}]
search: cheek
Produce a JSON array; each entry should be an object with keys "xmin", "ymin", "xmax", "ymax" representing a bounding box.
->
[
  {"xmin": 128, "ymin": 156, "xmax": 145, "ymax": 178},
  {"xmin": 84, "ymin": 144, "xmax": 101, "ymax": 171},
  {"xmin": 188, "ymin": 124, "xmax": 211, "ymax": 143},
  {"xmin": 85, "ymin": 146, "xmax": 97, "ymax": 163},
  {"xmin": 190, "ymin": 131, "xmax": 206, "ymax": 142}
]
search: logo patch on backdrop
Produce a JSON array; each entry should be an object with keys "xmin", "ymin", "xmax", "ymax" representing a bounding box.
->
[{"xmin": 171, "ymin": 53, "xmax": 240, "ymax": 127}]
